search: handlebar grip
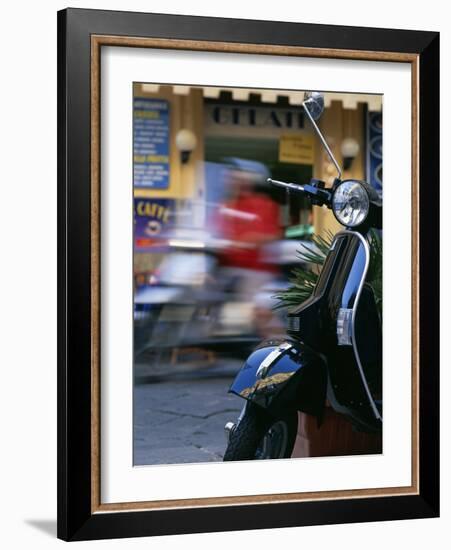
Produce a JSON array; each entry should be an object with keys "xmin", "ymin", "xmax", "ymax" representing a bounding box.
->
[{"xmin": 267, "ymin": 178, "xmax": 305, "ymax": 193}]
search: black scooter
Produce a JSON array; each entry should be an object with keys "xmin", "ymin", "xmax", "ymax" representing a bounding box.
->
[{"xmin": 223, "ymin": 92, "xmax": 382, "ymax": 461}]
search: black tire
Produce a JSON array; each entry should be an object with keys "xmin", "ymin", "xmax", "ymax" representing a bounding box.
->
[{"xmin": 223, "ymin": 405, "xmax": 297, "ymax": 461}]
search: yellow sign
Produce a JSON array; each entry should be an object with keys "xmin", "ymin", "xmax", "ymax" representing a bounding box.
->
[{"xmin": 279, "ymin": 134, "xmax": 315, "ymax": 165}]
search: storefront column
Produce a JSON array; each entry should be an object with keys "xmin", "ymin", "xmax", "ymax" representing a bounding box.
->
[
  {"xmin": 133, "ymin": 84, "xmax": 205, "ymax": 203},
  {"xmin": 178, "ymin": 88, "xmax": 205, "ymax": 227},
  {"xmin": 313, "ymin": 101, "xmax": 366, "ymax": 238}
]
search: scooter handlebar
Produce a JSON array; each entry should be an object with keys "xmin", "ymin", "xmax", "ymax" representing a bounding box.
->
[
  {"xmin": 267, "ymin": 178, "xmax": 305, "ymax": 193},
  {"xmin": 267, "ymin": 177, "xmax": 332, "ymax": 207}
]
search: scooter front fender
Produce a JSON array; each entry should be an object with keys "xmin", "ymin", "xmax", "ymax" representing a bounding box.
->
[{"xmin": 229, "ymin": 340, "xmax": 327, "ymax": 421}]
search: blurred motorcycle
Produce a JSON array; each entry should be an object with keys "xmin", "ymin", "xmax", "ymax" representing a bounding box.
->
[{"xmin": 134, "ymin": 225, "xmax": 316, "ymax": 367}]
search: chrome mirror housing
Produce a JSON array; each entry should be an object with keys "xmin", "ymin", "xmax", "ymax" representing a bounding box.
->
[
  {"xmin": 302, "ymin": 91, "xmax": 342, "ymax": 178},
  {"xmin": 303, "ymin": 91, "xmax": 325, "ymax": 121}
]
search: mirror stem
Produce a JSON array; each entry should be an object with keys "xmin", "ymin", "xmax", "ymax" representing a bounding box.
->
[{"xmin": 303, "ymin": 100, "xmax": 342, "ymax": 179}]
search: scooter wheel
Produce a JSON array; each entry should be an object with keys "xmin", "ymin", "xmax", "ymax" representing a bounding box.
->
[{"xmin": 223, "ymin": 404, "xmax": 297, "ymax": 461}]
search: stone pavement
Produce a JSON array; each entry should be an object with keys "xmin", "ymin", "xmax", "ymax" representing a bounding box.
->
[{"xmin": 133, "ymin": 361, "xmax": 243, "ymax": 465}]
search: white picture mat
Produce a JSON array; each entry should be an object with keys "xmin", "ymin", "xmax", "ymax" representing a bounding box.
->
[{"xmin": 100, "ymin": 46, "xmax": 412, "ymax": 504}]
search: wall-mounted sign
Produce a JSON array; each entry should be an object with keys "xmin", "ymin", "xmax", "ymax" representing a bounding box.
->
[
  {"xmin": 204, "ymin": 103, "xmax": 308, "ymax": 138},
  {"xmin": 134, "ymin": 198, "xmax": 174, "ymax": 249},
  {"xmin": 366, "ymin": 111, "xmax": 382, "ymax": 193},
  {"xmin": 279, "ymin": 134, "xmax": 315, "ymax": 165},
  {"xmin": 134, "ymin": 98, "xmax": 170, "ymax": 189}
]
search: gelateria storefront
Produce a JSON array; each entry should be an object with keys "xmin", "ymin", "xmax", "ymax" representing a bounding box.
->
[{"xmin": 132, "ymin": 83, "xmax": 382, "ymax": 277}]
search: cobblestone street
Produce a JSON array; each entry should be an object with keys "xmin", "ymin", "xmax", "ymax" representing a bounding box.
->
[{"xmin": 133, "ymin": 360, "xmax": 243, "ymax": 465}]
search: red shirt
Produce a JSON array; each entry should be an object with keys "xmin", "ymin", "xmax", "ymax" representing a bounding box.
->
[{"xmin": 219, "ymin": 194, "xmax": 281, "ymax": 271}]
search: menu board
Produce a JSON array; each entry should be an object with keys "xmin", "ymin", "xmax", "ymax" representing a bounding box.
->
[{"xmin": 133, "ymin": 98, "xmax": 170, "ymax": 189}]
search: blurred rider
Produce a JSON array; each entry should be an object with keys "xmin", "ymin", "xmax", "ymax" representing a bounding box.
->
[{"xmin": 217, "ymin": 159, "xmax": 282, "ymax": 337}]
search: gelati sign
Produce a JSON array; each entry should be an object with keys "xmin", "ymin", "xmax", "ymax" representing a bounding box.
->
[{"xmin": 204, "ymin": 103, "xmax": 307, "ymax": 137}]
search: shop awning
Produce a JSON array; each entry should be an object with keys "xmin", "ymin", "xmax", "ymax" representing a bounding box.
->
[{"xmin": 141, "ymin": 84, "xmax": 382, "ymax": 111}]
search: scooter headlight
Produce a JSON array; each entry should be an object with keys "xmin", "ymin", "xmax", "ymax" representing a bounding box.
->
[{"xmin": 332, "ymin": 180, "xmax": 370, "ymax": 227}]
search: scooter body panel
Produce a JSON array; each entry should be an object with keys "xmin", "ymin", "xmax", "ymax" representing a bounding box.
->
[
  {"xmin": 287, "ymin": 231, "xmax": 382, "ymax": 432},
  {"xmin": 228, "ymin": 232, "xmax": 382, "ymax": 434}
]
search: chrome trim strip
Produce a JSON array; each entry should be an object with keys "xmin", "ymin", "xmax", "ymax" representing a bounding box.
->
[
  {"xmin": 335, "ymin": 231, "xmax": 382, "ymax": 421},
  {"xmin": 256, "ymin": 342, "xmax": 292, "ymax": 379}
]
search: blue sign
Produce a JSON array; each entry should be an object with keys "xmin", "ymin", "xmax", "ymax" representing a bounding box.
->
[
  {"xmin": 134, "ymin": 98, "xmax": 170, "ymax": 189},
  {"xmin": 366, "ymin": 111, "xmax": 383, "ymax": 194},
  {"xmin": 134, "ymin": 198, "xmax": 174, "ymax": 249}
]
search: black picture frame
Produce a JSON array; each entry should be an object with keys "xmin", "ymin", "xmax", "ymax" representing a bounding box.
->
[{"xmin": 57, "ymin": 7, "xmax": 439, "ymax": 541}]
